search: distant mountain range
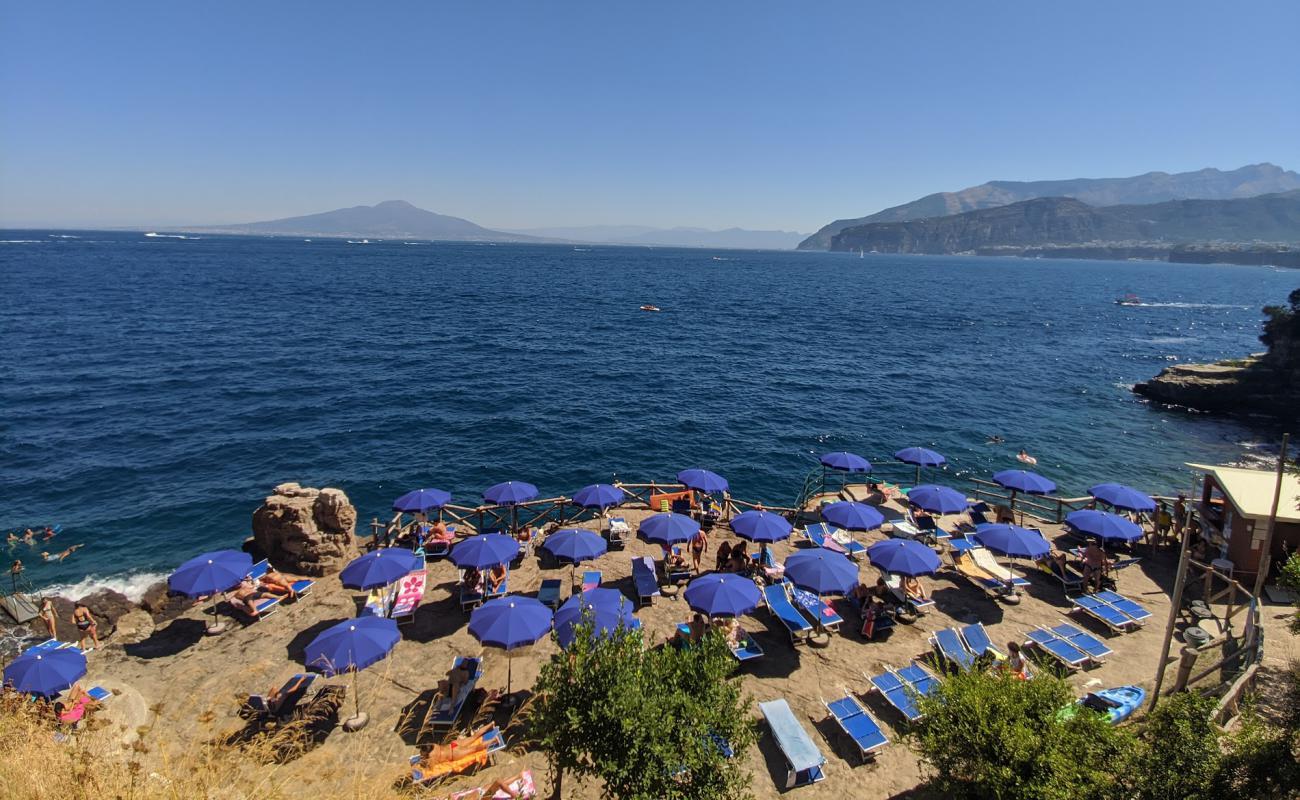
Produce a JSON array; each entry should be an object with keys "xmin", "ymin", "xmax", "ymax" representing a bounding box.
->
[
  {"xmin": 829, "ymin": 190, "xmax": 1300, "ymax": 255},
  {"xmin": 799, "ymin": 163, "xmax": 1300, "ymax": 250},
  {"xmin": 192, "ymin": 200, "xmax": 546, "ymax": 242},
  {"xmin": 505, "ymin": 224, "xmax": 807, "ymax": 250}
]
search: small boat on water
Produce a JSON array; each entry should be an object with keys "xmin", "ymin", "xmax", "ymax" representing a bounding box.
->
[
  {"xmin": 640, "ymin": 304, "xmax": 661, "ymax": 312},
  {"xmin": 1115, "ymin": 293, "xmax": 1142, "ymax": 306}
]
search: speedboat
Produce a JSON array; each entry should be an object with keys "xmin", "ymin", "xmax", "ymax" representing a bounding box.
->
[
  {"xmin": 1115, "ymin": 293, "xmax": 1142, "ymax": 306},
  {"xmin": 639, "ymin": 305, "xmax": 661, "ymax": 312}
]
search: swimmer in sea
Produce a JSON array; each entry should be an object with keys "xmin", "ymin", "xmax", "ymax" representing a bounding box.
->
[{"xmin": 986, "ymin": 435, "xmax": 1005, "ymax": 445}]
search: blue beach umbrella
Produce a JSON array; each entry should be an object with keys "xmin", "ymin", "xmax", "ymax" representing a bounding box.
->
[
  {"xmin": 303, "ymin": 615, "xmax": 401, "ymax": 730},
  {"xmin": 542, "ymin": 528, "xmax": 608, "ymax": 564},
  {"xmin": 572, "ymin": 483, "xmax": 625, "ymax": 509},
  {"xmin": 684, "ymin": 573, "xmax": 762, "ymax": 617},
  {"xmin": 866, "ymin": 538, "xmax": 942, "ymax": 576},
  {"xmin": 553, "ymin": 589, "xmax": 639, "ymax": 649},
  {"xmin": 1065, "ymin": 510, "xmax": 1143, "ymax": 544},
  {"xmin": 392, "ymin": 488, "xmax": 451, "ymax": 514},
  {"xmin": 3, "ymin": 648, "xmax": 86, "ymax": 698},
  {"xmin": 340, "ymin": 548, "xmax": 422, "ymax": 590},
  {"xmin": 168, "ymin": 550, "xmax": 255, "ymax": 597},
  {"xmin": 784, "ymin": 549, "xmax": 859, "ymax": 596},
  {"xmin": 469, "ymin": 596, "xmax": 554, "ymax": 694},
  {"xmin": 895, "ymin": 447, "xmax": 946, "ymax": 484},
  {"xmin": 907, "ymin": 484, "xmax": 970, "ymax": 515},
  {"xmin": 973, "ymin": 523, "xmax": 1051, "ymax": 560},
  {"xmin": 639, "ymin": 512, "xmax": 700, "ymax": 546},
  {"xmin": 819, "ymin": 452, "xmax": 872, "ymax": 472},
  {"xmin": 1088, "ymin": 483, "xmax": 1157, "ymax": 514},
  {"xmin": 992, "ymin": 469, "xmax": 1057, "ymax": 523},
  {"xmin": 677, "ymin": 469, "xmax": 729, "ymax": 494},
  {"xmin": 483, "ymin": 481, "xmax": 539, "ymax": 505},
  {"xmin": 729, "ymin": 510, "xmax": 793, "ymax": 543},
  {"xmin": 820, "ymin": 501, "xmax": 885, "ymax": 532},
  {"xmin": 450, "ymin": 533, "xmax": 520, "ymax": 570}
]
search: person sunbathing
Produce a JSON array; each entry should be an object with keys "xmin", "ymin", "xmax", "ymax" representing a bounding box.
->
[
  {"xmin": 714, "ymin": 541, "xmax": 732, "ymax": 572},
  {"xmin": 264, "ymin": 674, "xmax": 311, "ymax": 715},
  {"xmin": 901, "ymin": 576, "xmax": 928, "ymax": 602},
  {"xmin": 480, "ymin": 770, "xmax": 532, "ymax": 799},
  {"xmin": 435, "ymin": 661, "xmax": 473, "ymax": 708},
  {"xmin": 259, "ymin": 569, "xmax": 299, "ymax": 598},
  {"xmin": 230, "ymin": 578, "xmax": 274, "ymax": 617},
  {"xmin": 675, "ymin": 613, "xmax": 708, "ymax": 646},
  {"xmin": 665, "ymin": 549, "xmax": 688, "ymax": 573},
  {"xmin": 54, "ymin": 683, "xmax": 99, "ymax": 725},
  {"xmin": 713, "ymin": 616, "xmax": 744, "ymax": 647},
  {"xmin": 486, "ymin": 564, "xmax": 507, "ymax": 594},
  {"xmin": 417, "ymin": 723, "xmax": 497, "ymax": 769}
]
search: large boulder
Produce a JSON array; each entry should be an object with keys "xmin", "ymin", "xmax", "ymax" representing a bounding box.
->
[{"xmin": 251, "ymin": 483, "xmax": 358, "ymax": 577}]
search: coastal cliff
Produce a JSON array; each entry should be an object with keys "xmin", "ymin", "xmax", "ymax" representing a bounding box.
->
[{"xmin": 1134, "ymin": 290, "xmax": 1300, "ymax": 420}]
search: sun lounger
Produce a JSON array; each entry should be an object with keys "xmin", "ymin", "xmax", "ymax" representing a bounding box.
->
[
  {"xmin": 363, "ymin": 584, "xmax": 396, "ymax": 618},
  {"xmin": 804, "ymin": 522, "xmax": 862, "ymax": 558},
  {"xmin": 960, "ymin": 622, "xmax": 1005, "ymax": 660},
  {"xmin": 425, "ymin": 657, "xmax": 482, "ymax": 732},
  {"xmin": 1072, "ymin": 594, "xmax": 1137, "ymax": 633},
  {"xmin": 607, "ymin": 516, "xmax": 629, "ymax": 550},
  {"xmin": 858, "ymin": 599, "xmax": 896, "ymax": 640},
  {"xmin": 1049, "ymin": 623, "xmax": 1113, "ymax": 662},
  {"xmin": 23, "ymin": 638, "xmax": 68, "ymax": 655},
  {"xmin": 485, "ymin": 569, "xmax": 509, "ymax": 600},
  {"xmin": 790, "ymin": 586, "xmax": 843, "ymax": 632},
  {"xmin": 1025, "ymin": 628, "xmax": 1090, "ymax": 670},
  {"xmin": 391, "ymin": 570, "xmax": 427, "ymax": 625},
  {"xmin": 731, "ymin": 631, "xmax": 764, "ymax": 662},
  {"xmin": 538, "ymin": 578, "xmax": 562, "ymax": 609},
  {"xmin": 1094, "ymin": 590, "xmax": 1152, "ymax": 623},
  {"xmin": 882, "ymin": 573, "xmax": 936, "ymax": 614},
  {"xmin": 931, "ymin": 627, "xmax": 978, "ymax": 672},
  {"xmin": 1037, "ymin": 554, "xmax": 1086, "ymax": 592},
  {"xmin": 867, "ymin": 662, "xmax": 940, "ymax": 722},
  {"xmin": 459, "ymin": 583, "xmax": 485, "ymax": 611},
  {"xmin": 630, "ymin": 556, "xmax": 661, "ymax": 607},
  {"xmin": 581, "ymin": 570, "xmax": 601, "ymax": 592},
  {"xmin": 823, "ymin": 692, "xmax": 888, "ymax": 760},
  {"xmin": 905, "ymin": 511, "xmax": 952, "ymax": 544},
  {"xmin": 410, "ymin": 724, "xmax": 505, "ymax": 784},
  {"xmin": 970, "ymin": 547, "xmax": 1030, "ymax": 587},
  {"xmin": 759, "ymin": 698, "xmax": 827, "ymax": 788},
  {"xmin": 898, "ymin": 661, "xmax": 943, "ymax": 698},
  {"xmin": 763, "ymin": 583, "xmax": 813, "ymax": 645},
  {"xmin": 252, "ymin": 593, "xmax": 284, "ymax": 618},
  {"xmin": 86, "ymin": 686, "xmax": 111, "ymax": 702},
  {"xmin": 248, "ymin": 559, "xmax": 270, "ymax": 580},
  {"xmin": 951, "ymin": 551, "xmax": 1004, "ymax": 597}
]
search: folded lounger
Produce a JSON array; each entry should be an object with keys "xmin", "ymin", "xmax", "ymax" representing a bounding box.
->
[
  {"xmin": 537, "ymin": 578, "xmax": 563, "ymax": 609},
  {"xmin": 882, "ymin": 573, "xmax": 936, "ymax": 614},
  {"xmin": 1025, "ymin": 628, "xmax": 1090, "ymax": 670},
  {"xmin": 581, "ymin": 570, "xmax": 601, "ymax": 592},
  {"xmin": 763, "ymin": 583, "xmax": 813, "ymax": 645},
  {"xmin": 960, "ymin": 622, "xmax": 1006, "ymax": 660},
  {"xmin": 631, "ymin": 556, "xmax": 661, "ymax": 607},
  {"xmin": 1048, "ymin": 622, "xmax": 1113, "ymax": 663},
  {"xmin": 790, "ymin": 586, "xmax": 843, "ymax": 632},
  {"xmin": 823, "ymin": 692, "xmax": 888, "ymax": 760},
  {"xmin": 410, "ymin": 724, "xmax": 505, "ymax": 784},
  {"xmin": 391, "ymin": 571, "xmax": 427, "ymax": 625},
  {"xmin": 1094, "ymin": 590, "xmax": 1152, "ymax": 624},
  {"xmin": 931, "ymin": 627, "xmax": 978, "ymax": 672},
  {"xmin": 1072, "ymin": 594, "xmax": 1137, "ymax": 633},
  {"xmin": 425, "ymin": 656, "xmax": 483, "ymax": 732},
  {"xmin": 759, "ymin": 698, "xmax": 827, "ymax": 788}
]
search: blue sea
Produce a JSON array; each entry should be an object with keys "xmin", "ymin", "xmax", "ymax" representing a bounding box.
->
[{"xmin": 1, "ymin": 231, "xmax": 1294, "ymax": 599}]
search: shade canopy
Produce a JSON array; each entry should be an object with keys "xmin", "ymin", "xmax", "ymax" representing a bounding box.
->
[
  {"xmin": 340, "ymin": 548, "xmax": 422, "ymax": 590},
  {"xmin": 819, "ymin": 451, "xmax": 872, "ymax": 472},
  {"xmin": 168, "ymin": 550, "xmax": 255, "ymax": 598},
  {"xmin": 553, "ymin": 589, "xmax": 639, "ymax": 649},
  {"xmin": 571, "ymin": 483, "xmax": 624, "ymax": 509},
  {"xmin": 894, "ymin": 447, "xmax": 946, "ymax": 467},
  {"xmin": 469, "ymin": 596, "xmax": 553, "ymax": 650},
  {"xmin": 3, "ymin": 648, "xmax": 86, "ymax": 698},
  {"xmin": 907, "ymin": 484, "xmax": 970, "ymax": 515},
  {"xmin": 483, "ymin": 481, "xmax": 539, "ymax": 505},
  {"xmin": 729, "ymin": 510, "xmax": 793, "ymax": 543},
  {"xmin": 784, "ymin": 549, "xmax": 859, "ymax": 595},
  {"xmin": 676, "ymin": 469, "xmax": 729, "ymax": 493},
  {"xmin": 1088, "ymin": 483, "xmax": 1157, "ymax": 513},
  {"xmin": 1065, "ymin": 510, "xmax": 1144, "ymax": 543},
  {"xmin": 450, "ymin": 533, "xmax": 520, "ymax": 569},
  {"xmin": 684, "ymin": 574, "xmax": 762, "ymax": 617},
  {"xmin": 992, "ymin": 470, "xmax": 1057, "ymax": 495},
  {"xmin": 973, "ymin": 523, "xmax": 1051, "ymax": 559},
  {"xmin": 304, "ymin": 616, "xmax": 400, "ymax": 677},
  {"xmin": 392, "ymin": 488, "xmax": 451, "ymax": 513},
  {"xmin": 820, "ymin": 501, "xmax": 885, "ymax": 531},
  {"xmin": 639, "ymin": 512, "xmax": 700, "ymax": 546},
  {"xmin": 866, "ymin": 538, "xmax": 942, "ymax": 576},
  {"xmin": 542, "ymin": 528, "xmax": 608, "ymax": 564}
]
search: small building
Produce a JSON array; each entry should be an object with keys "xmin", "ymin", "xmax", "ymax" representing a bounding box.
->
[{"xmin": 1190, "ymin": 463, "xmax": 1300, "ymax": 583}]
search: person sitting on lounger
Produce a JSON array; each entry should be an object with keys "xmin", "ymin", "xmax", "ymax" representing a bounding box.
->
[
  {"xmin": 902, "ymin": 576, "xmax": 928, "ymax": 603},
  {"xmin": 714, "ymin": 541, "xmax": 732, "ymax": 572},
  {"xmin": 487, "ymin": 564, "xmax": 507, "ymax": 594},
  {"xmin": 259, "ymin": 568, "xmax": 299, "ymax": 598},
  {"xmin": 675, "ymin": 613, "xmax": 708, "ymax": 646},
  {"xmin": 54, "ymin": 683, "xmax": 99, "ymax": 725},
  {"xmin": 1004, "ymin": 641, "xmax": 1032, "ymax": 679},
  {"xmin": 416, "ymin": 723, "xmax": 498, "ymax": 769},
  {"xmin": 230, "ymin": 578, "xmax": 274, "ymax": 618},
  {"xmin": 462, "ymin": 567, "xmax": 484, "ymax": 594},
  {"xmin": 727, "ymin": 542, "xmax": 749, "ymax": 573},
  {"xmin": 435, "ymin": 661, "xmax": 473, "ymax": 708},
  {"xmin": 263, "ymin": 674, "xmax": 311, "ymax": 716},
  {"xmin": 480, "ymin": 770, "xmax": 532, "ymax": 799},
  {"xmin": 429, "ymin": 519, "xmax": 453, "ymax": 545},
  {"xmin": 713, "ymin": 616, "xmax": 744, "ymax": 647},
  {"xmin": 861, "ymin": 597, "xmax": 890, "ymax": 638},
  {"xmin": 848, "ymin": 581, "xmax": 874, "ymax": 610},
  {"xmin": 665, "ymin": 549, "xmax": 689, "ymax": 573}
]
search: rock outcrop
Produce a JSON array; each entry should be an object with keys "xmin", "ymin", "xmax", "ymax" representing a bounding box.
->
[
  {"xmin": 1134, "ymin": 356, "xmax": 1298, "ymax": 420},
  {"xmin": 251, "ymin": 483, "xmax": 358, "ymax": 576}
]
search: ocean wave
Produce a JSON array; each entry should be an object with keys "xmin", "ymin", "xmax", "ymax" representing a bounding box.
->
[
  {"xmin": 144, "ymin": 233, "xmax": 200, "ymax": 240},
  {"xmin": 43, "ymin": 570, "xmax": 168, "ymax": 602},
  {"xmin": 1, "ymin": 239, "xmax": 42, "ymax": 243},
  {"xmin": 1134, "ymin": 302, "xmax": 1249, "ymax": 309}
]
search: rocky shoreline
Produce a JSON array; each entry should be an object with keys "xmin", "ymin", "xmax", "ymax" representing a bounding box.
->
[{"xmin": 1133, "ymin": 354, "xmax": 1298, "ymax": 419}]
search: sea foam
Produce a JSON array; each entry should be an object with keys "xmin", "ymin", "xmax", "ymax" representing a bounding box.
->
[{"xmin": 44, "ymin": 571, "xmax": 168, "ymax": 602}]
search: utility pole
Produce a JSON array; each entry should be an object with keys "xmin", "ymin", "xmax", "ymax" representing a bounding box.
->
[{"xmin": 1250, "ymin": 433, "xmax": 1291, "ymax": 604}]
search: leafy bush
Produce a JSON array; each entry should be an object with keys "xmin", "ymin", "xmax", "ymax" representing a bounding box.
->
[
  {"xmin": 909, "ymin": 669, "xmax": 1129, "ymax": 800},
  {"xmin": 1128, "ymin": 691, "xmax": 1221, "ymax": 800},
  {"xmin": 1279, "ymin": 550, "xmax": 1300, "ymax": 635},
  {"xmin": 527, "ymin": 620, "xmax": 756, "ymax": 800}
]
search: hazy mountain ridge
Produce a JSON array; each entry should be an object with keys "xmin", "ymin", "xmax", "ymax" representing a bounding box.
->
[
  {"xmin": 191, "ymin": 200, "xmax": 547, "ymax": 242},
  {"xmin": 800, "ymin": 163, "xmax": 1300, "ymax": 250},
  {"xmin": 829, "ymin": 190, "xmax": 1300, "ymax": 255}
]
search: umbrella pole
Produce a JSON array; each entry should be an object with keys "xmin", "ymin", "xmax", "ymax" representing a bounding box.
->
[
  {"xmin": 915, "ymin": 465, "xmax": 921, "ymax": 487},
  {"xmin": 343, "ymin": 667, "xmax": 369, "ymax": 732}
]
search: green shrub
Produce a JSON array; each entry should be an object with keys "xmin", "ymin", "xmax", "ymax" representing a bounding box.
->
[{"xmin": 1128, "ymin": 691, "xmax": 1221, "ymax": 800}]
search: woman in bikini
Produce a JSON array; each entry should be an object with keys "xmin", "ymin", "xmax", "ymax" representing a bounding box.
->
[
  {"xmin": 689, "ymin": 529, "xmax": 708, "ymax": 573},
  {"xmin": 71, "ymin": 603, "xmax": 99, "ymax": 650},
  {"xmin": 38, "ymin": 596, "xmax": 57, "ymax": 638},
  {"xmin": 417, "ymin": 723, "xmax": 498, "ymax": 768}
]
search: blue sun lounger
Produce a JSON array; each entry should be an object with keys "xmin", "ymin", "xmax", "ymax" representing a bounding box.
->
[
  {"xmin": 931, "ymin": 628, "xmax": 978, "ymax": 672},
  {"xmin": 823, "ymin": 692, "xmax": 888, "ymax": 760},
  {"xmin": 960, "ymin": 622, "xmax": 1005, "ymax": 660},
  {"xmin": 246, "ymin": 673, "xmax": 317, "ymax": 719},
  {"xmin": 581, "ymin": 570, "xmax": 601, "ymax": 592},
  {"xmin": 1072, "ymin": 594, "xmax": 1137, "ymax": 633},
  {"xmin": 631, "ymin": 556, "xmax": 661, "ymax": 607},
  {"xmin": 731, "ymin": 632, "xmax": 764, "ymax": 662},
  {"xmin": 1026, "ymin": 628, "xmax": 1090, "ymax": 670},
  {"xmin": 426, "ymin": 656, "xmax": 482, "ymax": 732},
  {"xmin": 1094, "ymin": 590, "xmax": 1152, "ymax": 624},
  {"xmin": 763, "ymin": 583, "xmax": 813, "ymax": 645},
  {"xmin": 1049, "ymin": 623, "xmax": 1113, "ymax": 662},
  {"xmin": 247, "ymin": 559, "xmax": 270, "ymax": 580},
  {"xmin": 898, "ymin": 662, "xmax": 942, "ymax": 698},
  {"xmin": 867, "ymin": 663, "xmax": 940, "ymax": 723},
  {"xmin": 804, "ymin": 522, "xmax": 867, "ymax": 560},
  {"xmin": 760, "ymin": 698, "xmax": 827, "ymax": 788},
  {"xmin": 791, "ymin": 586, "xmax": 843, "ymax": 632},
  {"xmin": 537, "ymin": 578, "xmax": 562, "ymax": 609},
  {"xmin": 23, "ymin": 638, "xmax": 73, "ymax": 655},
  {"xmin": 86, "ymin": 686, "xmax": 111, "ymax": 702}
]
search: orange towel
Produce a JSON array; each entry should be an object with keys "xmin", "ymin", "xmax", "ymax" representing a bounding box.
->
[{"xmin": 414, "ymin": 750, "xmax": 490, "ymax": 783}]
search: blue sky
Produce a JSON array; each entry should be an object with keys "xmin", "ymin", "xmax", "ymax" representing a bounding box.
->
[{"xmin": 2, "ymin": 1, "xmax": 1297, "ymax": 231}]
